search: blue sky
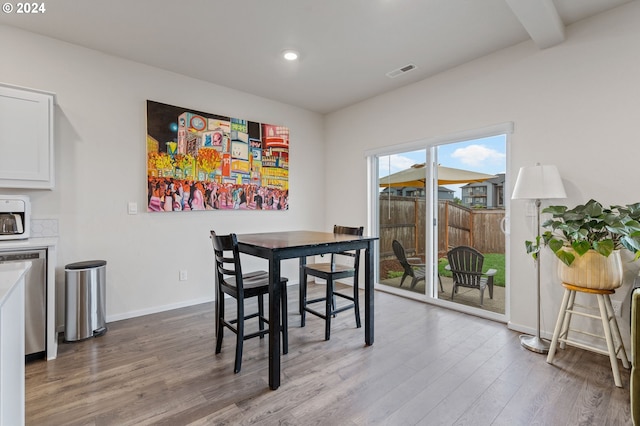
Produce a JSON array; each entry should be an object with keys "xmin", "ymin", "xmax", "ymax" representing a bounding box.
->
[
  {"xmin": 379, "ymin": 134, "xmax": 506, "ymax": 176},
  {"xmin": 379, "ymin": 134, "xmax": 506, "ymax": 197}
]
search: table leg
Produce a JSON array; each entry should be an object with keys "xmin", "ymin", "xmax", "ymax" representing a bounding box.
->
[
  {"xmin": 268, "ymin": 257, "xmax": 281, "ymax": 390},
  {"xmin": 365, "ymin": 241, "xmax": 374, "ymax": 345}
]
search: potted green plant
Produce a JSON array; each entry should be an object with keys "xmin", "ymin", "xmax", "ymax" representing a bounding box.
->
[{"xmin": 526, "ymin": 199, "xmax": 640, "ymax": 289}]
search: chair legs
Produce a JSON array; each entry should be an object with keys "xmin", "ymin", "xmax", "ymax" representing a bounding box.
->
[
  {"xmin": 547, "ymin": 286, "xmax": 630, "ymax": 388},
  {"xmin": 216, "ymin": 282, "xmax": 288, "ymax": 374},
  {"xmin": 301, "ymin": 273, "xmax": 361, "ymax": 341},
  {"xmin": 215, "ymin": 294, "xmax": 225, "ymax": 354},
  {"xmin": 487, "ymin": 281, "xmax": 494, "ymax": 299},
  {"xmin": 281, "ymin": 286, "xmax": 288, "ymax": 355},
  {"xmin": 234, "ymin": 295, "xmax": 244, "ymax": 373},
  {"xmin": 450, "ymin": 283, "xmax": 489, "ymax": 305},
  {"xmin": 258, "ymin": 293, "xmax": 265, "ymax": 338},
  {"xmin": 410, "ymin": 277, "xmax": 420, "ymax": 289},
  {"xmin": 353, "ymin": 279, "xmax": 361, "ymax": 330},
  {"xmin": 300, "ymin": 277, "xmax": 307, "ymax": 327},
  {"xmin": 325, "ymin": 278, "xmax": 333, "ymax": 341},
  {"xmin": 400, "ymin": 273, "xmax": 408, "ymax": 287}
]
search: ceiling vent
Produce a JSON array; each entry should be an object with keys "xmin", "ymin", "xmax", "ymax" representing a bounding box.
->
[{"xmin": 386, "ymin": 63, "xmax": 417, "ymax": 79}]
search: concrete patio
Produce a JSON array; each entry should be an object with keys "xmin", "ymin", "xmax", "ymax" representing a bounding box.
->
[{"xmin": 379, "ymin": 274, "xmax": 505, "ymax": 315}]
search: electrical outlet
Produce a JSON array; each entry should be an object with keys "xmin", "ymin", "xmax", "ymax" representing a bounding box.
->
[
  {"xmin": 179, "ymin": 270, "xmax": 188, "ymax": 281},
  {"xmin": 611, "ymin": 300, "xmax": 622, "ymax": 317}
]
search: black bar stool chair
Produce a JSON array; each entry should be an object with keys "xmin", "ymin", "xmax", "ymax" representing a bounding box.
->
[
  {"xmin": 211, "ymin": 231, "xmax": 288, "ymax": 373},
  {"xmin": 300, "ymin": 225, "xmax": 363, "ymax": 340}
]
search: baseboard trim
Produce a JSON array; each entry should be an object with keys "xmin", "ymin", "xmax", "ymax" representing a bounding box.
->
[{"xmin": 106, "ymin": 296, "xmax": 214, "ymax": 323}]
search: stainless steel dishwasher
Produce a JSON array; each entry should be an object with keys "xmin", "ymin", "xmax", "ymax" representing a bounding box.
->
[{"xmin": 0, "ymin": 249, "xmax": 46, "ymax": 360}]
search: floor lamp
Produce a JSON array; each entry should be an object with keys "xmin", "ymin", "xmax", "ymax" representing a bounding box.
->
[{"xmin": 512, "ymin": 164, "xmax": 567, "ymax": 354}]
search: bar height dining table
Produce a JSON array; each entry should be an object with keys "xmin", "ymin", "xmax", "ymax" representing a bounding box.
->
[{"xmin": 236, "ymin": 230, "xmax": 378, "ymax": 390}]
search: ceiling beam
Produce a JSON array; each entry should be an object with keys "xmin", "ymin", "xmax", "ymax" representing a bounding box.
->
[{"xmin": 506, "ymin": 0, "xmax": 566, "ymax": 49}]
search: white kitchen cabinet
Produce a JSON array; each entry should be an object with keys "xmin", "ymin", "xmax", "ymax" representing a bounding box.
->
[{"xmin": 0, "ymin": 83, "xmax": 55, "ymax": 189}]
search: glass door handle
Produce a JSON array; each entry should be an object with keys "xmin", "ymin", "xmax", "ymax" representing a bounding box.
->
[{"xmin": 500, "ymin": 216, "xmax": 509, "ymax": 235}]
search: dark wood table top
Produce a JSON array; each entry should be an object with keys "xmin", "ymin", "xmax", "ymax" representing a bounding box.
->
[{"xmin": 236, "ymin": 230, "xmax": 377, "ymax": 250}]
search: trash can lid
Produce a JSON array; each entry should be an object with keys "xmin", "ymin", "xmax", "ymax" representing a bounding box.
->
[{"xmin": 65, "ymin": 260, "xmax": 107, "ymax": 270}]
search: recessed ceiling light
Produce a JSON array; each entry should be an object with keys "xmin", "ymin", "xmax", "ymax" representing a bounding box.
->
[{"xmin": 282, "ymin": 50, "xmax": 299, "ymax": 61}]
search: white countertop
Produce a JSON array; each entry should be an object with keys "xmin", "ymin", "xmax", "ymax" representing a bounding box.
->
[
  {"xmin": 0, "ymin": 262, "xmax": 31, "ymax": 306},
  {"xmin": 0, "ymin": 237, "xmax": 58, "ymax": 251}
]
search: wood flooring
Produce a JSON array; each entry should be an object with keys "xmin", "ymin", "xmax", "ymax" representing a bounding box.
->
[{"xmin": 25, "ymin": 284, "xmax": 632, "ymax": 425}]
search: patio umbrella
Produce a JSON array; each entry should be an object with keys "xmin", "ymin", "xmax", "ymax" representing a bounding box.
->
[{"xmin": 379, "ymin": 163, "xmax": 496, "ymax": 187}]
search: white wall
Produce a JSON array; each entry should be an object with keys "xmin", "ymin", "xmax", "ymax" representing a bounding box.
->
[
  {"xmin": 2, "ymin": 1, "xmax": 639, "ymax": 345},
  {"xmin": 325, "ymin": 2, "xmax": 640, "ymax": 340},
  {"xmin": 0, "ymin": 25, "xmax": 326, "ymax": 325}
]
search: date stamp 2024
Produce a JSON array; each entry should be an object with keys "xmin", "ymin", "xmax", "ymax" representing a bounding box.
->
[{"xmin": 2, "ymin": 2, "xmax": 46, "ymax": 14}]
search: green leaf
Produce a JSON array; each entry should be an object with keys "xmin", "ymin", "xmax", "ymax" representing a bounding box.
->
[
  {"xmin": 555, "ymin": 249, "xmax": 575, "ymax": 266},
  {"xmin": 592, "ymin": 239, "xmax": 614, "ymax": 257},
  {"xmin": 606, "ymin": 220, "xmax": 626, "ymax": 234},
  {"xmin": 525, "ymin": 240, "xmax": 539, "ymax": 255},
  {"xmin": 532, "ymin": 199, "xmax": 640, "ymax": 262},
  {"xmin": 582, "ymin": 199, "xmax": 604, "ymax": 217},
  {"xmin": 548, "ymin": 238, "xmax": 564, "ymax": 253},
  {"xmin": 620, "ymin": 232, "xmax": 640, "ymax": 253},
  {"xmin": 571, "ymin": 240, "xmax": 591, "ymax": 256},
  {"xmin": 603, "ymin": 212, "xmax": 620, "ymax": 226},
  {"xmin": 627, "ymin": 203, "xmax": 640, "ymax": 218},
  {"xmin": 563, "ymin": 212, "xmax": 586, "ymax": 222},
  {"xmin": 576, "ymin": 229, "xmax": 589, "ymax": 239},
  {"xmin": 624, "ymin": 219, "xmax": 640, "ymax": 232},
  {"xmin": 542, "ymin": 205, "xmax": 567, "ymax": 216}
]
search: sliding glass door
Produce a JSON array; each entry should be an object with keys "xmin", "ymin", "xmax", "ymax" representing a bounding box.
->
[
  {"xmin": 371, "ymin": 126, "xmax": 509, "ymax": 321},
  {"xmin": 378, "ymin": 149, "xmax": 427, "ymax": 295},
  {"xmin": 435, "ymin": 136, "xmax": 506, "ymax": 316}
]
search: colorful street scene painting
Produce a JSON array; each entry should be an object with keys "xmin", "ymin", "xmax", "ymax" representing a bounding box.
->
[{"xmin": 146, "ymin": 100, "xmax": 289, "ymax": 212}]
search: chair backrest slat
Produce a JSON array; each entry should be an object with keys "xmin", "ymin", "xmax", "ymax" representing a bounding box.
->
[
  {"xmin": 210, "ymin": 231, "xmax": 245, "ymax": 292},
  {"xmin": 331, "ymin": 225, "xmax": 364, "ymax": 268},
  {"xmin": 447, "ymin": 246, "xmax": 484, "ymax": 287},
  {"xmin": 392, "ymin": 240, "xmax": 420, "ymax": 278}
]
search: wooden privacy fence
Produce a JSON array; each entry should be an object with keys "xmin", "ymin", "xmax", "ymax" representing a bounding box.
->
[{"xmin": 379, "ymin": 196, "xmax": 505, "ymax": 259}]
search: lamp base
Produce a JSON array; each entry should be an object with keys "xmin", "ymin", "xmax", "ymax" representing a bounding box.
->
[{"xmin": 520, "ymin": 334, "xmax": 550, "ymax": 354}]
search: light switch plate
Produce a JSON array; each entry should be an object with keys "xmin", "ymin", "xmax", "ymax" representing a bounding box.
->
[{"xmin": 128, "ymin": 202, "xmax": 138, "ymax": 215}]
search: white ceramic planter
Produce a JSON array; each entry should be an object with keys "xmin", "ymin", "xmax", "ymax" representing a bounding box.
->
[{"xmin": 557, "ymin": 249, "xmax": 623, "ymax": 290}]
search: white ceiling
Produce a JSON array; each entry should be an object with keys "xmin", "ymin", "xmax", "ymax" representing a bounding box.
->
[{"xmin": 0, "ymin": 0, "xmax": 632, "ymax": 114}]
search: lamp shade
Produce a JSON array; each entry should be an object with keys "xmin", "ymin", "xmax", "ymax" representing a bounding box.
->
[{"xmin": 512, "ymin": 164, "xmax": 567, "ymax": 200}]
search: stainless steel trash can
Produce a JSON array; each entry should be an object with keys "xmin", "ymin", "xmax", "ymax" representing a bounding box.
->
[{"xmin": 64, "ymin": 260, "xmax": 107, "ymax": 342}]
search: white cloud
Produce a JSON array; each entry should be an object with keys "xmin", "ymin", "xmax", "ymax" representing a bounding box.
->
[
  {"xmin": 379, "ymin": 154, "xmax": 423, "ymax": 176},
  {"xmin": 451, "ymin": 144, "xmax": 505, "ymax": 167},
  {"xmin": 389, "ymin": 154, "xmax": 420, "ymax": 172}
]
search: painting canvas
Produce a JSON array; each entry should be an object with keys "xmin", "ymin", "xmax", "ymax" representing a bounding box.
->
[{"xmin": 146, "ymin": 100, "xmax": 289, "ymax": 212}]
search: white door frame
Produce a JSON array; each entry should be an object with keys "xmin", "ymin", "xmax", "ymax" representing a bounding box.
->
[{"xmin": 366, "ymin": 122, "xmax": 513, "ymax": 323}]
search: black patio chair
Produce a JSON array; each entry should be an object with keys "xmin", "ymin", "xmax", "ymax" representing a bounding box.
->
[
  {"xmin": 392, "ymin": 240, "xmax": 443, "ymax": 292},
  {"xmin": 446, "ymin": 245, "xmax": 496, "ymax": 305}
]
